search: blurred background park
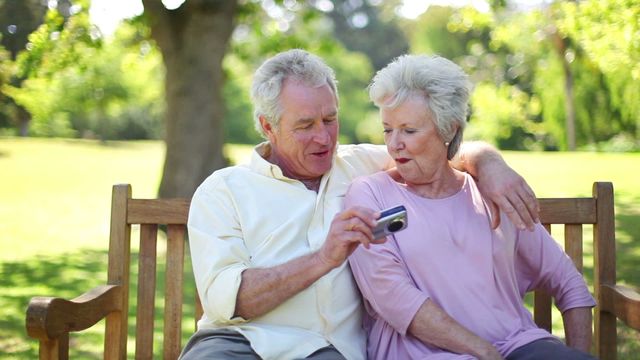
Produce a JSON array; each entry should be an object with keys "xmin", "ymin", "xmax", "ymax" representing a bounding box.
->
[{"xmin": 0, "ymin": 0, "xmax": 638, "ymax": 358}]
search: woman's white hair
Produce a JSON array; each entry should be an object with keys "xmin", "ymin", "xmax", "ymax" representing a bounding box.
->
[
  {"xmin": 251, "ymin": 49, "xmax": 338, "ymax": 138},
  {"xmin": 369, "ymin": 54, "xmax": 472, "ymax": 160}
]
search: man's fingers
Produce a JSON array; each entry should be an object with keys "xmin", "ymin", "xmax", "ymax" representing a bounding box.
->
[
  {"xmin": 508, "ymin": 192, "xmax": 535, "ymax": 230},
  {"xmin": 487, "ymin": 200, "xmax": 501, "ymax": 229},
  {"xmin": 508, "ymin": 182, "xmax": 542, "ymax": 231},
  {"xmin": 338, "ymin": 206, "xmax": 379, "ymax": 227},
  {"xmin": 496, "ymin": 196, "xmax": 527, "ymax": 230},
  {"xmin": 357, "ymin": 234, "xmax": 371, "ymax": 249},
  {"xmin": 519, "ymin": 184, "xmax": 540, "ymax": 224},
  {"xmin": 344, "ymin": 218, "xmax": 374, "ymax": 240}
]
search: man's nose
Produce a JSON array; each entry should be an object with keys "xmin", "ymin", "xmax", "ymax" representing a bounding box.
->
[{"xmin": 313, "ymin": 125, "xmax": 331, "ymax": 145}]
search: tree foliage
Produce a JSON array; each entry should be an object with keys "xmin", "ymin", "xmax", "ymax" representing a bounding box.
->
[
  {"xmin": 559, "ymin": 0, "xmax": 640, "ymax": 140},
  {"xmin": 1, "ymin": 0, "xmax": 638, "ymax": 178},
  {"xmin": 326, "ymin": 0, "xmax": 409, "ymax": 70},
  {"xmin": 4, "ymin": 4, "xmax": 163, "ymax": 139},
  {"xmin": 225, "ymin": 1, "xmax": 377, "ymax": 144},
  {"xmin": 0, "ymin": 0, "xmax": 48, "ymax": 59},
  {"xmin": 405, "ymin": 1, "xmax": 639, "ymax": 151}
]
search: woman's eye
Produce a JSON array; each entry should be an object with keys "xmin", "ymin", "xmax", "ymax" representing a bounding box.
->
[{"xmin": 383, "ymin": 129, "xmax": 392, "ymax": 134}]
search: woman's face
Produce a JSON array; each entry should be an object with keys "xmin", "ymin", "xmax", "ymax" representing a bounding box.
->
[{"xmin": 381, "ymin": 94, "xmax": 450, "ymax": 185}]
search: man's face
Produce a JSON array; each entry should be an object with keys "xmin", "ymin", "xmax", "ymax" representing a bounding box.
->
[{"xmin": 261, "ymin": 78, "xmax": 339, "ymax": 181}]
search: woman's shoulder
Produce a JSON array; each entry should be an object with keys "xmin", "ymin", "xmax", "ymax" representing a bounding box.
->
[
  {"xmin": 350, "ymin": 170, "xmax": 393, "ymax": 188},
  {"xmin": 346, "ymin": 171, "xmax": 396, "ymax": 202}
]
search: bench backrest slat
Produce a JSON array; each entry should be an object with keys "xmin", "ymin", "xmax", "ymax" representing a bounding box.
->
[
  {"xmin": 533, "ymin": 224, "xmax": 552, "ymax": 333},
  {"xmin": 105, "ymin": 182, "xmax": 619, "ymax": 359},
  {"xmin": 163, "ymin": 224, "xmax": 186, "ymax": 360},
  {"xmin": 135, "ymin": 224, "xmax": 158, "ymax": 359},
  {"xmin": 565, "ymin": 224, "xmax": 584, "ymax": 272}
]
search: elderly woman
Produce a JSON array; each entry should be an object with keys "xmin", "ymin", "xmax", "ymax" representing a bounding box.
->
[{"xmin": 345, "ymin": 55, "xmax": 597, "ymax": 360}]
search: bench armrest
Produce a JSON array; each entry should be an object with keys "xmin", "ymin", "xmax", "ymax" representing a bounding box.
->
[
  {"xmin": 26, "ymin": 284, "xmax": 123, "ymax": 341},
  {"xmin": 600, "ymin": 284, "xmax": 640, "ymax": 331}
]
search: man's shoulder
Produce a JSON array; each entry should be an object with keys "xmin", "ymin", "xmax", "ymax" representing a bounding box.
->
[
  {"xmin": 336, "ymin": 143, "xmax": 386, "ymax": 158},
  {"xmin": 196, "ymin": 164, "xmax": 252, "ymax": 192},
  {"xmin": 336, "ymin": 143, "xmax": 390, "ymax": 169}
]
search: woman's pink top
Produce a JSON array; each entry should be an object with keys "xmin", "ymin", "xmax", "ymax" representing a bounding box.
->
[{"xmin": 345, "ymin": 172, "xmax": 596, "ymax": 359}]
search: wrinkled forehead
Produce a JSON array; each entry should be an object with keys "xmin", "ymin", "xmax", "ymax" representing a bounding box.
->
[
  {"xmin": 277, "ymin": 77, "xmax": 339, "ymax": 119},
  {"xmin": 279, "ymin": 79, "xmax": 338, "ymax": 123},
  {"xmin": 283, "ymin": 75, "xmax": 337, "ymax": 98}
]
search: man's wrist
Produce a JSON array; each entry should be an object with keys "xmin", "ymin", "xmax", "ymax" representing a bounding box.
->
[
  {"xmin": 312, "ymin": 250, "xmax": 340, "ymax": 273},
  {"xmin": 454, "ymin": 141, "xmax": 504, "ymax": 179},
  {"xmin": 475, "ymin": 152, "xmax": 507, "ymax": 182}
]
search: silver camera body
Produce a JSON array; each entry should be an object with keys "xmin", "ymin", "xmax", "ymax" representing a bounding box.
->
[{"xmin": 372, "ymin": 205, "xmax": 408, "ymax": 239}]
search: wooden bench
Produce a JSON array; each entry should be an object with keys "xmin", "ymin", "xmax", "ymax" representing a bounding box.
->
[{"xmin": 25, "ymin": 182, "xmax": 640, "ymax": 359}]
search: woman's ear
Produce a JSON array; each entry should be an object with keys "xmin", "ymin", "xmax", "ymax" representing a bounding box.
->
[{"xmin": 447, "ymin": 126, "xmax": 463, "ymax": 161}]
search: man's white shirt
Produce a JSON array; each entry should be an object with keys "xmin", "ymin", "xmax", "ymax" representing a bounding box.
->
[{"xmin": 188, "ymin": 142, "xmax": 392, "ymax": 360}]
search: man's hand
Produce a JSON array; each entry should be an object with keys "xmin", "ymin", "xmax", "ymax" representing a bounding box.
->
[
  {"xmin": 453, "ymin": 141, "xmax": 539, "ymax": 231},
  {"xmin": 236, "ymin": 206, "xmax": 380, "ymax": 319},
  {"xmin": 476, "ymin": 159, "xmax": 539, "ymax": 230},
  {"xmin": 317, "ymin": 207, "xmax": 381, "ymax": 269}
]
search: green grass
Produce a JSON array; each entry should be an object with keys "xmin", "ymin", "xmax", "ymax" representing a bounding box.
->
[{"xmin": 1, "ymin": 138, "xmax": 638, "ymax": 358}]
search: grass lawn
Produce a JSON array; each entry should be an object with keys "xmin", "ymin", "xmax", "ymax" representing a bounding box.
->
[{"xmin": 1, "ymin": 137, "xmax": 638, "ymax": 358}]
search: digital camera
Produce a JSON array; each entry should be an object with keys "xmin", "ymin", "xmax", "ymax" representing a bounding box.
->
[{"xmin": 372, "ymin": 205, "xmax": 408, "ymax": 239}]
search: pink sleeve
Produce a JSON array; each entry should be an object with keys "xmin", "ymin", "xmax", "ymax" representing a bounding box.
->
[
  {"xmin": 514, "ymin": 224, "xmax": 596, "ymax": 312},
  {"xmin": 345, "ymin": 177, "xmax": 429, "ymax": 335}
]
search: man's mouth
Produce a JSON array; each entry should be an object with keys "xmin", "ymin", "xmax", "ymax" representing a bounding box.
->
[{"xmin": 311, "ymin": 150, "xmax": 330, "ymax": 158}]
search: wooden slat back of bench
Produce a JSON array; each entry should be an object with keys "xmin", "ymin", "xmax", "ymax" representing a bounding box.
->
[
  {"xmin": 103, "ymin": 182, "xmax": 618, "ymax": 359},
  {"xmin": 534, "ymin": 182, "xmax": 617, "ymax": 359},
  {"xmin": 104, "ymin": 184, "xmax": 198, "ymax": 360}
]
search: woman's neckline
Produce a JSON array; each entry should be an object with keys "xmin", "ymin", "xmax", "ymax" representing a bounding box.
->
[{"xmin": 382, "ymin": 170, "xmax": 468, "ymax": 201}]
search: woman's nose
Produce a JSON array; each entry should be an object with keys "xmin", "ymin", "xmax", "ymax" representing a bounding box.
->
[{"xmin": 388, "ymin": 132, "xmax": 404, "ymax": 150}]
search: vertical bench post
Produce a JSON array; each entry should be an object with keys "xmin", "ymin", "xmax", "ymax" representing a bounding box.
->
[
  {"xmin": 593, "ymin": 182, "xmax": 616, "ymax": 359},
  {"xmin": 105, "ymin": 184, "xmax": 132, "ymax": 359}
]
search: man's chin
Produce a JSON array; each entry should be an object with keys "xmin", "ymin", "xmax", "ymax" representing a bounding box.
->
[{"xmin": 311, "ymin": 162, "xmax": 333, "ymax": 177}]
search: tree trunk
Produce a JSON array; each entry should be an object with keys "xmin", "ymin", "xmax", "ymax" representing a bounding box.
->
[
  {"xmin": 549, "ymin": 26, "xmax": 577, "ymax": 151},
  {"xmin": 17, "ymin": 106, "xmax": 30, "ymax": 137},
  {"xmin": 142, "ymin": 0, "xmax": 238, "ymax": 198},
  {"xmin": 559, "ymin": 49, "xmax": 576, "ymax": 151}
]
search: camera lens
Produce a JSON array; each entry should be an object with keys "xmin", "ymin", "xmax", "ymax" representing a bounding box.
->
[{"xmin": 387, "ymin": 219, "xmax": 405, "ymax": 232}]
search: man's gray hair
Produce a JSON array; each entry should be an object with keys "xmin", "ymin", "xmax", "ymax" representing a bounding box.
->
[
  {"xmin": 369, "ymin": 55, "xmax": 472, "ymax": 160},
  {"xmin": 251, "ymin": 49, "xmax": 338, "ymax": 138}
]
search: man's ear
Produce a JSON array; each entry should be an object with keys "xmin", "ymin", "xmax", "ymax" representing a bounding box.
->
[{"xmin": 259, "ymin": 116, "xmax": 276, "ymax": 142}]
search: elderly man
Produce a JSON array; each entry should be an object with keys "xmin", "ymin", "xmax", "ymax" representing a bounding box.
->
[{"xmin": 180, "ymin": 49, "xmax": 540, "ymax": 360}]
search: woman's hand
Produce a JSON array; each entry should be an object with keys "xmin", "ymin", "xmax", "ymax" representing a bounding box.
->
[{"xmin": 476, "ymin": 345, "xmax": 505, "ymax": 360}]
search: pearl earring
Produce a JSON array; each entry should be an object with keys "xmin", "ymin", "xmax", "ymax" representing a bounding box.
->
[{"xmin": 444, "ymin": 141, "xmax": 450, "ymax": 147}]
